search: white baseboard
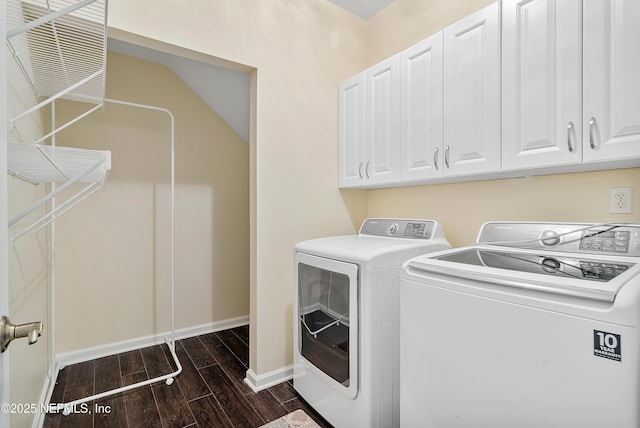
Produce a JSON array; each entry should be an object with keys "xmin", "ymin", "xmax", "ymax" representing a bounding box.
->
[
  {"xmin": 244, "ymin": 365, "xmax": 293, "ymax": 392},
  {"xmin": 32, "ymin": 371, "xmax": 53, "ymax": 428},
  {"xmin": 56, "ymin": 315, "xmax": 249, "ymax": 368}
]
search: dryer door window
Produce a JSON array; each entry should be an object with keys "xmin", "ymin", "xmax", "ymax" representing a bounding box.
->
[{"xmin": 296, "ymin": 253, "xmax": 359, "ymax": 399}]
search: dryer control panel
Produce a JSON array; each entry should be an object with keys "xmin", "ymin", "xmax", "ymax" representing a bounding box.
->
[
  {"xmin": 360, "ymin": 218, "xmax": 435, "ymax": 239},
  {"xmin": 478, "ymin": 222, "xmax": 640, "ymax": 256}
]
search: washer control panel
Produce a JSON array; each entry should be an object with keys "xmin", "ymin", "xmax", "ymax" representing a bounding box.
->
[
  {"xmin": 479, "ymin": 222, "xmax": 640, "ymax": 256},
  {"xmin": 580, "ymin": 229, "xmax": 630, "ymax": 253},
  {"xmin": 360, "ymin": 218, "xmax": 435, "ymax": 239}
]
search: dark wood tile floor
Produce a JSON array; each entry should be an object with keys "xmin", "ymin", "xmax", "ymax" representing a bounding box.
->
[{"xmin": 43, "ymin": 325, "xmax": 333, "ymax": 428}]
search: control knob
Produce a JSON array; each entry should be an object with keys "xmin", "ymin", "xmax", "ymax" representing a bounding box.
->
[
  {"xmin": 387, "ymin": 223, "xmax": 399, "ymax": 236},
  {"xmin": 539, "ymin": 230, "xmax": 561, "ymax": 246},
  {"xmin": 540, "ymin": 257, "xmax": 561, "ymax": 274}
]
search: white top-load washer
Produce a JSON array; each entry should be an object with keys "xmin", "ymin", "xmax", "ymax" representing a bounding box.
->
[
  {"xmin": 293, "ymin": 218, "xmax": 451, "ymax": 428},
  {"xmin": 399, "ymin": 221, "xmax": 640, "ymax": 428}
]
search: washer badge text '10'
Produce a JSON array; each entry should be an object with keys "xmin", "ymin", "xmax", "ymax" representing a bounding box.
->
[{"xmin": 594, "ymin": 330, "xmax": 621, "ymax": 362}]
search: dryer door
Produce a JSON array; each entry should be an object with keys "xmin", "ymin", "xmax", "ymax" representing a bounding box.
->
[{"xmin": 295, "ymin": 252, "xmax": 359, "ymax": 399}]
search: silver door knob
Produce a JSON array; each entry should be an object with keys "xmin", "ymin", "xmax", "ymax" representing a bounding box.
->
[{"xmin": 0, "ymin": 316, "xmax": 43, "ymax": 353}]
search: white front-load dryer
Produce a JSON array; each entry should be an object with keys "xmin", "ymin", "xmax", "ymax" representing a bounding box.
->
[{"xmin": 293, "ymin": 218, "xmax": 451, "ymax": 428}]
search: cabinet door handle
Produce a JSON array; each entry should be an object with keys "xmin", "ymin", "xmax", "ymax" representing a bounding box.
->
[
  {"xmin": 358, "ymin": 162, "xmax": 364, "ymax": 179},
  {"xmin": 444, "ymin": 145, "xmax": 450, "ymax": 169},
  {"xmin": 567, "ymin": 121, "xmax": 576, "ymax": 152},
  {"xmin": 588, "ymin": 117, "xmax": 600, "ymax": 150},
  {"xmin": 434, "ymin": 147, "xmax": 439, "ymax": 170},
  {"xmin": 365, "ymin": 161, "xmax": 371, "ymax": 178}
]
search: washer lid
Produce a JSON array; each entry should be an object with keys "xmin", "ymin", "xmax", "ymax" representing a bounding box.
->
[
  {"xmin": 405, "ymin": 245, "xmax": 640, "ymax": 302},
  {"xmin": 436, "ymin": 248, "xmax": 634, "ymax": 282}
]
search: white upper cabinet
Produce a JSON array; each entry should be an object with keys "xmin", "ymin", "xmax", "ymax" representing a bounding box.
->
[
  {"xmin": 503, "ymin": 0, "xmax": 640, "ymax": 170},
  {"xmin": 443, "ymin": 2, "xmax": 501, "ymax": 177},
  {"xmin": 399, "ymin": 32, "xmax": 444, "ymax": 183},
  {"xmin": 502, "ymin": 0, "xmax": 583, "ymax": 171},
  {"xmin": 583, "ymin": 0, "xmax": 640, "ymax": 163},
  {"xmin": 338, "ymin": 73, "xmax": 366, "ymax": 188},
  {"xmin": 338, "ymin": 0, "xmax": 638, "ymax": 190},
  {"xmin": 339, "ymin": 57, "xmax": 400, "ymax": 189},
  {"xmin": 365, "ymin": 56, "xmax": 400, "ymax": 186}
]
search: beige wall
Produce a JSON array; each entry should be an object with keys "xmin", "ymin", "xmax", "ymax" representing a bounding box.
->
[
  {"xmin": 365, "ymin": 0, "xmax": 640, "ymax": 246},
  {"xmin": 6, "ymin": 47, "xmax": 49, "ymax": 427},
  {"xmin": 53, "ymin": 52, "xmax": 250, "ymax": 352},
  {"xmin": 369, "ymin": 170, "xmax": 640, "ymax": 247},
  {"xmin": 105, "ymin": 0, "xmax": 369, "ymax": 374}
]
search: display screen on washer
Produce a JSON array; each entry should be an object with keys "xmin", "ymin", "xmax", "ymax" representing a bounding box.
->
[{"xmin": 435, "ymin": 249, "xmax": 635, "ymax": 282}]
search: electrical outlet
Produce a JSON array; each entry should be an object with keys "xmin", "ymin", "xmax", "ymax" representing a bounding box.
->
[{"xmin": 610, "ymin": 188, "xmax": 632, "ymax": 214}]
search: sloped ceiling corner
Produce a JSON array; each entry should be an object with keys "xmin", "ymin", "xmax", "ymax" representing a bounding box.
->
[{"xmin": 108, "ymin": 38, "xmax": 251, "ymax": 144}]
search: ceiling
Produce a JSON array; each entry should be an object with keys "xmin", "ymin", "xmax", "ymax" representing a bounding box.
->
[
  {"xmin": 107, "ymin": 1, "xmax": 393, "ymax": 144},
  {"xmin": 328, "ymin": 0, "xmax": 394, "ymax": 19}
]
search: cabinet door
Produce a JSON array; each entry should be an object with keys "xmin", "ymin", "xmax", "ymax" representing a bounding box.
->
[
  {"xmin": 365, "ymin": 56, "xmax": 400, "ymax": 186},
  {"xmin": 502, "ymin": 0, "xmax": 582, "ymax": 171},
  {"xmin": 400, "ymin": 32, "xmax": 444, "ymax": 183},
  {"xmin": 443, "ymin": 2, "xmax": 501, "ymax": 177},
  {"xmin": 583, "ymin": 0, "xmax": 640, "ymax": 163},
  {"xmin": 338, "ymin": 73, "xmax": 366, "ymax": 188}
]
